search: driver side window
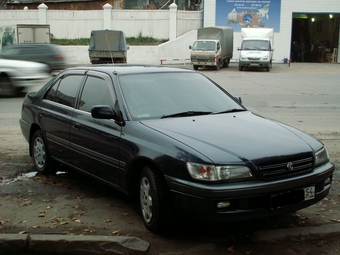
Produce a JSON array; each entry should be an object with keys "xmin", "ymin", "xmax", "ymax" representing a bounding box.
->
[{"xmin": 78, "ymin": 76, "xmax": 114, "ymax": 113}]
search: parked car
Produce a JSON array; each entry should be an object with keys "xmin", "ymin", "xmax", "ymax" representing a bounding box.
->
[
  {"xmin": 0, "ymin": 58, "xmax": 51, "ymax": 97},
  {"xmin": 19, "ymin": 65, "xmax": 334, "ymax": 233},
  {"xmin": 0, "ymin": 43, "xmax": 67, "ymax": 73}
]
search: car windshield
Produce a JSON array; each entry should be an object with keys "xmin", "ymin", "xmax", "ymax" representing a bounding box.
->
[
  {"xmin": 242, "ymin": 40, "xmax": 269, "ymax": 50},
  {"xmin": 192, "ymin": 41, "xmax": 216, "ymax": 51},
  {"xmin": 118, "ymin": 72, "xmax": 245, "ymax": 120}
]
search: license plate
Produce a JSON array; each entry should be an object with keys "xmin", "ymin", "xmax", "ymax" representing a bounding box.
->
[
  {"xmin": 271, "ymin": 186, "xmax": 315, "ymax": 209},
  {"xmin": 304, "ymin": 186, "xmax": 315, "ymax": 200}
]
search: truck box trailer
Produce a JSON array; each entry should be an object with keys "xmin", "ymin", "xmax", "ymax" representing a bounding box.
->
[
  {"xmin": 190, "ymin": 26, "xmax": 233, "ymax": 70},
  {"xmin": 0, "ymin": 24, "xmax": 50, "ymax": 49},
  {"xmin": 88, "ymin": 30, "xmax": 129, "ymax": 64}
]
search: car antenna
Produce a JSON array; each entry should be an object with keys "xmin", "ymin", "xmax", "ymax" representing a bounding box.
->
[{"xmin": 104, "ymin": 31, "xmax": 114, "ymax": 65}]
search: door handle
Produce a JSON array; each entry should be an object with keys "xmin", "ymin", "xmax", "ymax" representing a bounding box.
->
[{"xmin": 73, "ymin": 123, "xmax": 81, "ymax": 130}]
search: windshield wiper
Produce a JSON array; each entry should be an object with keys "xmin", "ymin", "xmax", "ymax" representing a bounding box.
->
[
  {"xmin": 211, "ymin": 109, "xmax": 246, "ymax": 115},
  {"xmin": 161, "ymin": 111, "xmax": 212, "ymax": 119}
]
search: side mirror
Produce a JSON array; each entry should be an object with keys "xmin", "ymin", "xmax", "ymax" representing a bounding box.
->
[
  {"xmin": 189, "ymin": 45, "xmax": 192, "ymax": 49},
  {"xmin": 237, "ymin": 45, "xmax": 240, "ymax": 50},
  {"xmin": 233, "ymin": 96, "xmax": 242, "ymax": 104},
  {"xmin": 91, "ymin": 105, "xmax": 116, "ymax": 119}
]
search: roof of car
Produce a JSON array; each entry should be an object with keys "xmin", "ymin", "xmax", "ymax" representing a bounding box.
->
[{"xmin": 66, "ymin": 65, "xmax": 195, "ymax": 76}]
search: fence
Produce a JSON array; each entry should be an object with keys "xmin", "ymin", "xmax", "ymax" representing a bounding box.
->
[{"xmin": 0, "ymin": 3, "xmax": 202, "ymax": 40}]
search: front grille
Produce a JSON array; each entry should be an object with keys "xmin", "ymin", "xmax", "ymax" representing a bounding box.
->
[
  {"xmin": 248, "ymin": 57, "xmax": 260, "ymax": 60},
  {"xmin": 258, "ymin": 156, "xmax": 314, "ymax": 180}
]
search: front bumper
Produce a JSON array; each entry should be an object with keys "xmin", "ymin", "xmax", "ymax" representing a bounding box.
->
[
  {"xmin": 166, "ymin": 162, "xmax": 334, "ymax": 222},
  {"xmin": 192, "ymin": 61, "xmax": 216, "ymax": 67},
  {"xmin": 239, "ymin": 59, "xmax": 270, "ymax": 68}
]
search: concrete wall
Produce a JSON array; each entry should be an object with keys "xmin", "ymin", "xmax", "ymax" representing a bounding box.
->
[
  {"xmin": 0, "ymin": 5, "xmax": 202, "ymax": 40},
  {"xmin": 61, "ymin": 30, "xmax": 197, "ymax": 66}
]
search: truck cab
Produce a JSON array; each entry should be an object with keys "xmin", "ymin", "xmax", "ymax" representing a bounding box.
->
[
  {"xmin": 190, "ymin": 39, "xmax": 222, "ymax": 70},
  {"xmin": 189, "ymin": 27, "xmax": 233, "ymax": 71}
]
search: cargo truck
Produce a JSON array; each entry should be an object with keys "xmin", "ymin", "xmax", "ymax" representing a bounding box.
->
[
  {"xmin": 89, "ymin": 30, "xmax": 129, "ymax": 64},
  {"xmin": 0, "ymin": 24, "xmax": 50, "ymax": 50},
  {"xmin": 189, "ymin": 27, "xmax": 233, "ymax": 70},
  {"xmin": 238, "ymin": 28, "xmax": 274, "ymax": 72}
]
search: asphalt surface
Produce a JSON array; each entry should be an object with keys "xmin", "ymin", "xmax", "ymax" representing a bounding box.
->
[{"xmin": 1, "ymin": 62, "xmax": 340, "ymax": 255}]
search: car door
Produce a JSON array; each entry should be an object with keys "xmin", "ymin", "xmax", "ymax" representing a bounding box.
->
[
  {"xmin": 70, "ymin": 71, "xmax": 122, "ymax": 187},
  {"xmin": 39, "ymin": 71, "xmax": 86, "ymax": 163}
]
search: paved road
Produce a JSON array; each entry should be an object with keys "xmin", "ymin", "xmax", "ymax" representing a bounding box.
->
[{"xmin": 1, "ymin": 62, "xmax": 340, "ymax": 255}]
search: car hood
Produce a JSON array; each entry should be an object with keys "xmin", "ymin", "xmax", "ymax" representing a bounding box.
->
[{"xmin": 141, "ymin": 111, "xmax": 321, "ymax": 164}]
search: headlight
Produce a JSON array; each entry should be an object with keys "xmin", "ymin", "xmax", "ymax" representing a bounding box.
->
[
  {"xmin": 315, "ymin": 148, "xmax": 329, "ymax": 167},
  {"xmin": 187, "ymin": 162, "xmax": 254, "ymax": 181}
]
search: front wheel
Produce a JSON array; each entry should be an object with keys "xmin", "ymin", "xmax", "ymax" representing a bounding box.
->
[
  {"xmin": 139, "ymin": 166, "xmax": 170, "ymax": 233},
  {"xmin": 193, "ymin": 65, "xmax": 199, "ymax": 70},
  {"xmin": 215, "ymin": 61, "xmax": 221, "ymax": 70},
  {"xmin": 0, "ymin": 75, "xmax": 18, "ymax": 97},
  {"xmin": 31, "ymin": 130, "xmax": 56, "ymax": 174},
  {"xmin": 238, "ymin": 64, "xmax": 243, "ymax": 71}
]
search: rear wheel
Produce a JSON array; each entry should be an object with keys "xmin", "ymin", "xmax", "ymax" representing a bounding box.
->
[
  {"xmin": 0, "ymin": 75, "xmax": 18, "ymax": 97},
  {"xmin": 31, "ymin": 130, "xmax": 56, "ymax": 174},
  {"xmin": 139, "ymin": 166, "xmax": 170, "ymax": 233},
  {"xmin": 223, "ymin": 58, "xmax": 230, "ymax": 68},
  {"xmin": 193, "ymin": 65, "xmax": 199, "ymax": 70}
]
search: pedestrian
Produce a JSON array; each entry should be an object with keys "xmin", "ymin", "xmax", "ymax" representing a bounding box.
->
[
  {"xmin": 300, "ymin": 41, "xmax": 305, "ymax": 62},
  {"xmin": 292, "ymin": 41, "xmax": 300, "ymax": 62}
]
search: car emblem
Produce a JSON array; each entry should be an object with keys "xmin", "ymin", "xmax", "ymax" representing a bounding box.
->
[{"xmin": 287, "ymin": 162, "xmax": 294, "ymax": 171}]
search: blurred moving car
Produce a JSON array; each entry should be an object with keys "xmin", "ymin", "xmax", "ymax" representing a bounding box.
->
[
  {"xmin": 0, "ymin": 43, "xmax": 67, "ymax": 73},
  {"xmin": 19, "ymin": 65, "xmax": 334, "ymax": 233},
  {"xmin": 0, "ymin": 58, "xmax": 51, "ymax": 97}
]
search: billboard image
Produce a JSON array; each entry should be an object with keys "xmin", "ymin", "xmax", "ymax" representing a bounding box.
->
[{"xmin": 216, "ymin": 0, "xmax": 281, "ymax": 32}]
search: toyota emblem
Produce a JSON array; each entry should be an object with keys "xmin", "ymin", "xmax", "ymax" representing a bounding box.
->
[{"xmin": 287, "ymin": 162, "xmax": 294, "ymax": 171}]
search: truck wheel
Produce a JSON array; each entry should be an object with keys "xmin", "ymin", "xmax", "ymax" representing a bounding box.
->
[
  {"xmin": 238, "ymin": 64, "xmax": 243, "ymax": 71},
  {"xmin": 223, "ymin": 58, "xmax": 230, "ymax": 68},
  {"xmin": 215, "ymin": 62, "xmax": 221, "ymax": 70},
  {"xmin": 0, "ymin": 75, "xmax": 18, "ymax": 97},
  {"xmin": 193, "ymin": 65, "xmax": 199, "ymax": 70}
]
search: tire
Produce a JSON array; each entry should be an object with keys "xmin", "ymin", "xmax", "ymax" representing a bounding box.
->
[
  {"xmin": 193, "ymin": 65, "xmax": 199, "ymax": 70},
  {"xmin": 215, "ymin": 61, "xmax": 221, "ymax": 70},
  {"xmin": 0, "ymin": 75, "xmax": 18, "ymax": 97},
  {"xmin": 31, "ymin": 130, "xmax": 56, "ymax": 174},
  {"xmin": 238, "ymin": 64, "xmax": 243, "ymax": 71},
  {"xmin": 139, "ymin": 166, "xmax": 170, "ymax": 233},
  {"xmin": 223, "ymin": 58, "xmax": 230, "ymax": 68}
]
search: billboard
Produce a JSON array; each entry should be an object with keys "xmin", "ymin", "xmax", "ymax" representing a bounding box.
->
[{"xmin": 216, "ymin": 0, "xmax": 281, "ymax": 32}]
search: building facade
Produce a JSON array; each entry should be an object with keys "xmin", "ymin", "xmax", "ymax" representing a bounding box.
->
[{"xmin": 204, "ymin": 0, "xmax": 340, "ymax": 63}]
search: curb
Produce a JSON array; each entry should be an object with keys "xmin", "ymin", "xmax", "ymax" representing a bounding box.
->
[
  {"xmin": 0, "ymin": 234, "xmax": 150, "ymax": 255},
  {"xmin": 252, "ymin": 223, "xmax": 340, "ymax": 244}
]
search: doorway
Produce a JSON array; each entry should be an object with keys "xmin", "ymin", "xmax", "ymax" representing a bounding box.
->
[{"xmin": 291, "ymin": 13, "xmax": 339, "ymax": 63}]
